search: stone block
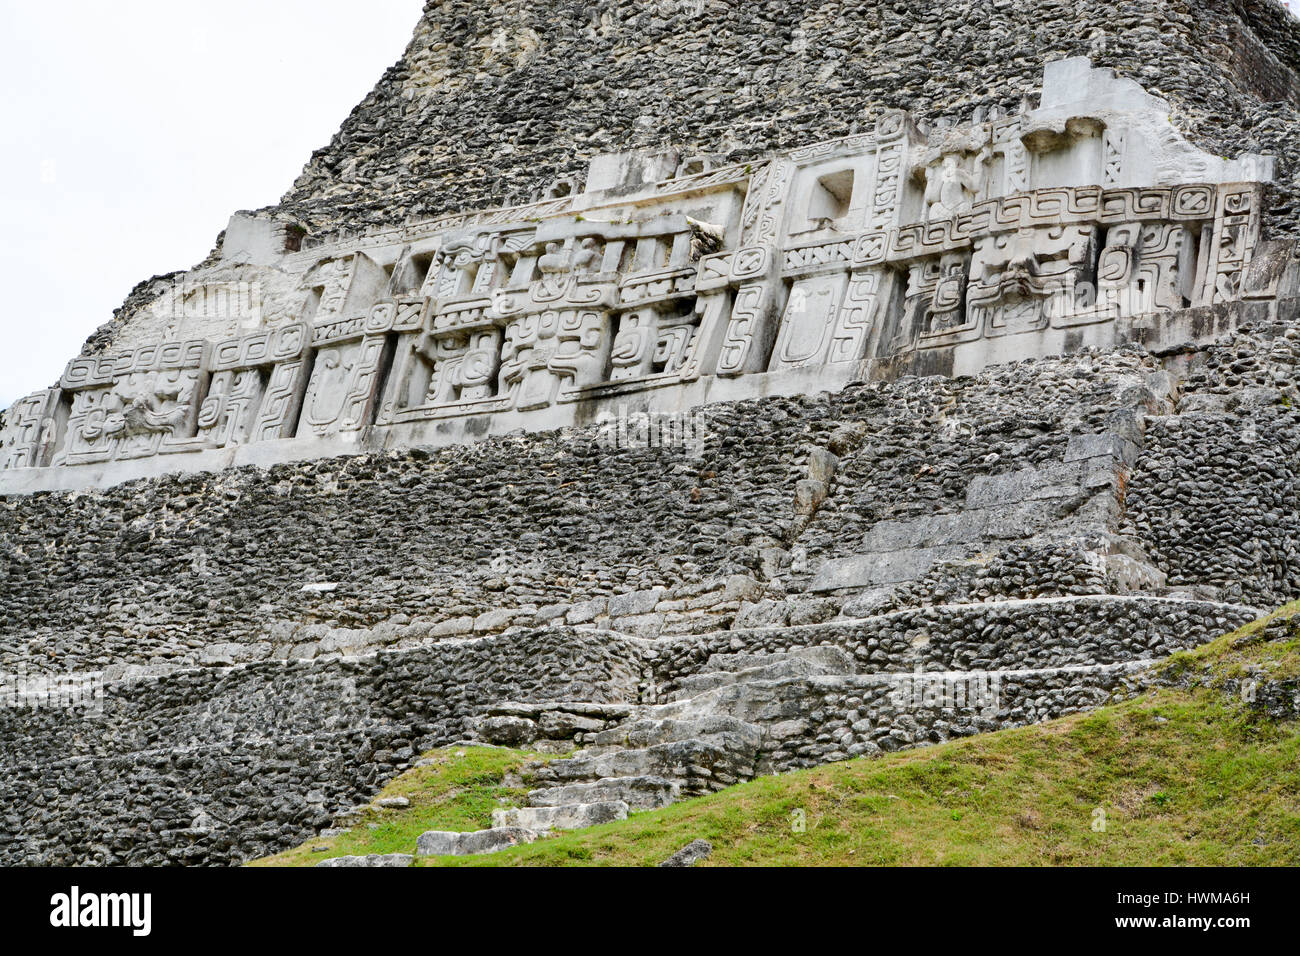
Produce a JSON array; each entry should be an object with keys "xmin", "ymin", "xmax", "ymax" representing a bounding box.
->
[
  {"xmin": 863, "ymin": 512, "xmax": 989, "ymax": 551},
  {"xmin": 609, "ymin": 588, "xmax": 665, "ymax": 618},
  {"xmin": 537, "ymin": 711, "xmax": 606, "ymax": 739},
  {"xmin": 315, "ymin": 854, "xmax": 412, "ymax": 868},
  {"xmin": 964, "ymin": 462, "xmax": 1087, "ymax": 509},
  {"xmin": 794, "ymin": 479, "xmax": 828, "ymax": 516},
  {"xmin": 478, "ymin": 715, "xmax": 538, "ymax": 746},
  {"xmin": 474, "ymin": 608, "xmax": 517, "ymax": 633},
  {"xmin": 809, "ymin": 546, "xmax": 967, "ymax": 591},
  {"xmin": 807, "ymin": 447, "xmax": 840, "ymax": 484},
  {"xmin": 1064, "ymin": 432, "xmax": 1140, "ymax": 466},
  {"xmin": 429, "ymin": 616, "xmax": 475, "ymax": 638},
  {"xmin": 566, "ymin": 598, "xmax": 608, "ymax": 624},
  {"xmin": 658, "ymin": 839, "xmax": 713, "ymax": 868},
  {"xmin": 491, "ymin": 801, "xmax": 628, "ymax": 831}
]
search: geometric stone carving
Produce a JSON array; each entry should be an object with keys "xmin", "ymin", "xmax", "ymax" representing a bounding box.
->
[
  {"xmin": 717, "ymin": 282, "xmax": 776, "ymax": 376},
  {"xmin": 1195, "ymin": 185, "xmax": 1263, "ymax": 306},
  {"xmin": 53, "ymin": 341, "xmax": 209, "ymax": 465},
  {"xmin": 58, "ymin": 368, "xmax": 204, "ymax": 463},
  {"xmin": 0, "ymin": 389, "xmax": 61, "ymax": 470},
  {"xmin": 251, "ymin": 358, "xmax": 311, "ymax": 442},
  {"xmin": 198, "ymin": 323, "xmax": 312, "ymax": 447},
  {"xmin": 300, "ymin": 336, "xmax": 390, "ymax": 437},
  {"xmin": 196, "ymin": 368, "xmax": 266, "ymax": 448},
  {"xmin": 1095, "ymin": 222, "xmax": 1197, "ymax": 317},
  {"xmin": 500, "ymin": 308, "xmax": 612, "ymax": 410},
  {"xmin": 3, "ymin": 58, "xmax": 1281, "ymax": 476},
  {"xmin": 828, "ymin": 270, "xmax": 890, "ymax": 364}
]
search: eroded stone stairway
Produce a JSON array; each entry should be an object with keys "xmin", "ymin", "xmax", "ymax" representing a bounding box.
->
[{"xmin": 318, "ymin": 597, "xmax": 1250, "ymax": 864}]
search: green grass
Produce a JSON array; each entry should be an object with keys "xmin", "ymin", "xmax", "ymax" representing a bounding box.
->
[
  {"xmin": 1157, "ymin": 599, "xmax": 1300, "ymax": 686},
  {"xmin": 254, "ymin": 605, "xmax": 1300, "ymax": 867},
  {"xmin": 249, "ymin": 746, "xmax": 549, "ymax": 866}
]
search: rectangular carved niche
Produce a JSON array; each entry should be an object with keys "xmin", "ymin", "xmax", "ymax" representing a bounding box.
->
[
  {"xmin": 500, "ymin": 309, "xmax": 613, "ymax": 410},
  {"xmin": 907, "ymin": 253, "xmax": 974, "ymax": 346},
  {"xmin": 609, "ymin": 299, "xmax": 700, "ymax": 380},
  {"xmin": 54, "ymin": 341, "xmax": 209, "ymax": 465},
  {"xmin": 769, "ymin": 273, "xmax": 849, "ymax": 371},
  {"xmin": 299, "ymin": 336, "xmax": 391, "ymax": 438},
  {"xmin": 196, "ymin": 322, "xmax": 312, "ymax": 447},
  {"xmin": 1092, "ymin": 221, "xmax": 1197, "ymax": 320}
]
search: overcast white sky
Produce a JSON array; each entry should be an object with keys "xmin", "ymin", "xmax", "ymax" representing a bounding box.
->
[{"xmin": 0, "ymin": 0, "xmax": 425, "ymax": 407}]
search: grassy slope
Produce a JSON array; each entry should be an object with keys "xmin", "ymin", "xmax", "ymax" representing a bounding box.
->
[
  {"xmin": 253, "ymin": 604, "xmax": 1300, "ymax": 867},
  {"xmin": 250, "ymin": 747, "xmax": 545, "ymax": 867}
]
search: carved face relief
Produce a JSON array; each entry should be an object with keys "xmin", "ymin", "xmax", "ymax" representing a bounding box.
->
[
  {"xmin": 500, "ymin": 309, "xmax": 611, "ymax": 409},
  {"xmin": 60, "ymin": 369, "xmax": 200, "ymax": 463},
  {"xmin": 924, "ymin": 155, "xmax": 978, "ymax": 223},
  {"xmin": 105, "ymin": 372, "xmax": 193, "ymax": 440},
  {"xmin": 967, "ymin": 225, "xmax": 1097, "ymax": 334}
]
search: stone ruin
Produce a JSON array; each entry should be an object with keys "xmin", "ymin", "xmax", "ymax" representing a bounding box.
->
[
  {"xmin": 4, "ymin": 1, "xmax": 1300, "ymax": 864},
  {"xmin": 0, "ymin": 58, "xmax": 1286, "ymax": 492}
]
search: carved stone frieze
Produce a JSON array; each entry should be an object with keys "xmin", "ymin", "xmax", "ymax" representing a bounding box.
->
[{"xmin": 4, "ymin": 58, "xmax": 1284, "ymax": 477}]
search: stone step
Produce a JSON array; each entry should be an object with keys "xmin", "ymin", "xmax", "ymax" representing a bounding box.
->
[
  {"xmin": 586, "ymin": 714, "xmax": 762, "ymax": 752},
  {"xmin": 527, "ymin": 775, "xmax": 681, "ymax": 811},
  {"xmin": 315, "ymin": 853, "xmax": 413, "ymax": 867},
  {"xmin": 699, "ymin": 645, "xmax": 856, "ymax": 676},
  {"xmin": 487, "ymin": 700, "xmax": 634, "ymax": 720},
  {"xmin": 666, "ymin": 646, "xmax": 855, "ymax": 701},
  {"xmin": 492, "ymin": 801, "xmax": 628, "ymax": 831},
  {"xmin": 648, "ymin": 673, "xmax": 843, "ymax": 726},
  {"xmin": 537, "ymin": 736, "xmax": 758, "ymax": 793},
  {"xmin": 415, "ymin": 826, "xmax": 538, "ymax": 857}
]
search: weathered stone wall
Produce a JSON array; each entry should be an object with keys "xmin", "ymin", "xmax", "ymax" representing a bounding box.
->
[
  {"xmin": 646, "ymin": 596, "xmax": 1255, "ymax": 690},
  {"xmin": 8, "ymin": 0, "xmax": 1300, "ymax": 869},
  {"xmin": 0, "ymin": 627, "xmax": 641, "ymax": 866},
  {"xmin": 277, "ymin": 0, "xmax": 1300, "ymax": 242},
  {"xmin": 0, "ymin": 397, "xmax": 808, "ymax": 675},
  {"xmin": 5, "ymin": 336, "xmax": 1296, "ymax": 678},
  {"xmin": 3, "ymin": 331, "xmax": 1294, "ymax": 865},
  {"xmin": 1123, "ymin": 325, "xmax": 1300, "ymax": 607},
  {"xmin": 745, "ymin": 663, "xmax": 1148, "ymax": 770},
  {"xmin": 0, "ymin": 595, "xmax": 1249, "ymax": 865}
]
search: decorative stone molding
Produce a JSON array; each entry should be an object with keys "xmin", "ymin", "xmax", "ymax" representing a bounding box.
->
[{"xmin": 1, "ymin": 59, "xmax": 1283, "ymax": 486}]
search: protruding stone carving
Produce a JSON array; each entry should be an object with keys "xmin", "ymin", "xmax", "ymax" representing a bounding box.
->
[
  {"xmin": 3, "ymin": 58, "xmax": 1284, "ymax": 482},
  {"xmin": 0, "ymin": 389, "xmax": 61, "ymax": 470},
  {"xmin": 923, "ymin": 154, "xmax": 979, "ymax": 222}
]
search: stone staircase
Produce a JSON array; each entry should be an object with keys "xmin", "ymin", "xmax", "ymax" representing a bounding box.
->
[
  {"xmin": 317, "ymin": 592, "xmax": 1255, "ymax": 864},
  {"xmin": 519, "ymin": 645, "xmax": 853, "ymax": 810},
  {"xmin": 312, "ymin": 646, "xmax": 859, "ymax": 863},
  {"xmin": 392, "ymin": 645, "xmax": 854, "ymax": 858}
]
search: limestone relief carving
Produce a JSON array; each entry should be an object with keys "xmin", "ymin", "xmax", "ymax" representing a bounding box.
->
[
  {"xmin": 4, "ymin": 59, "xmax": 1284, "ymax": 477},
  {"xmin": 63, "ymin": 370, "xmax": 202, "ymax": 463}
]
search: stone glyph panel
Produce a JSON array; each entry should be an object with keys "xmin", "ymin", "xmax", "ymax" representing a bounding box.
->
[
  {"xmin": 0, "ymin": 389, "xmax": 61, "ymax": 470},
  {"xmin": 54, "ymin": 341, "xmax": 210, "ymax": 465},
  {"xmin": 2, "ymin": 59, "xmax": 1282, "ymax": 478}
]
